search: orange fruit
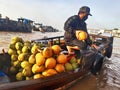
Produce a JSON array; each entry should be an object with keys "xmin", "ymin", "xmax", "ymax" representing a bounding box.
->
[
  {"xmin": 45, "ymin": 57, "xmax": 56, "ymax": 69},
  {"xmin": 55, "ymin": 64, "xmax": 65, "ymax": 73},
  {"xmin": 52, "ymin": 45, "xmax": 61, "ymax": 55},
  {"xmin": 43, "ymin": 47, "xmax": 53, "ymax": 58},
  {"xmin": 33, "ymin": 74, "xmax": 44, "ymax": 79},
  {"xmin": 42, "ymin": 69, "xmax": 57, "ymax": 77},
  {"xmin": 35, "ymin": 53, "xmax": 46, "ymax": 66},
  {"xmin": 57, "ymin": 54, "xmax": 67, "ymax": 64},
  {"xmin": 76, "ymin": 30, "xmax": 88, "ymax": 40},
  {"xmin": 32, "ymin": 64, "xmax": 45, "ymax": 74}
]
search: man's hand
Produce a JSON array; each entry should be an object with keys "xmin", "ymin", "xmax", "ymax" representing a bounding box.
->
[
  {"xmin": 75, "ymin": 30, "xmax": 81, "ymax": 40},
  {"xmin": 86, "ymin": 38, "xmax": 92, "ymax": 45},
  {"xmin": 91, "ymin": 44, "xmax": 99, "ymax": 49}
]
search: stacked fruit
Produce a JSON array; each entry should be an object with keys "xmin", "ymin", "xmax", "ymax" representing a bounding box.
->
[
  {"xmin": 65, "ymin": 57, "xmax": 79, "ymax": 71},
  {"xmin": 8, "ymin": 36, "xmax": 80, "ymax": 81}
]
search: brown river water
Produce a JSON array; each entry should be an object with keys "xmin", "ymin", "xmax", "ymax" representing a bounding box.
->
[{"xmin": 0, "ymin": 31, "xmax": 120, "ymax": 90}]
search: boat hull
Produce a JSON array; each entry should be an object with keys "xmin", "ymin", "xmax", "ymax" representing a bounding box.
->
[{"xmin": 0, "ymin": 19, "xmax": 32, "ymax": 33}]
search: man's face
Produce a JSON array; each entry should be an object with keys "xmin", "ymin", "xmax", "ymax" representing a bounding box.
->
[{"xmin": 82, "ymin": 12, "xmax": 88, "ymax": 21}]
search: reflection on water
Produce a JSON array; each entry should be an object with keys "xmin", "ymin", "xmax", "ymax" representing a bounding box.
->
[{"xmin": 0, "ymin": 31, "xmax": 120, "ymax": 90}]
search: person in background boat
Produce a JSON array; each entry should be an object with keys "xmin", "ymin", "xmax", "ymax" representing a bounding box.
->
[
  {"xmin": 64, "ymin": 6, "xmax": 92, "ymax": 55},
  {"xmin": 23, "ymin": 19, "xmax": 29, "ymax": 24},
  {"xmin": 6, "ymin": 16, "xmax": 10, "ymax": 24}
]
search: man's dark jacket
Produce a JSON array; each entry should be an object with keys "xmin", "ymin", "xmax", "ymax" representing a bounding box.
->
[{"xmin": 64, "ymin": 15, "xmax": 92, "ymax": 46}]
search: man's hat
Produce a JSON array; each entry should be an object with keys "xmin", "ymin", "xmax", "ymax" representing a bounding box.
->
[{"xmin": 78, "ymin": 6, "xmax": 92, "ymax": 16}]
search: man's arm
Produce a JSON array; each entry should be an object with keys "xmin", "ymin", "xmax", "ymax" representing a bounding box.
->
[
  {"xmin": 64, "ymin": 16, "xmax": 77, "ymax": 33},
  {"xmin": 84, "ymin": 23, "xmax": 92, "ymax": 45},
  {"xmin": 86, "ymin": 34, "xmax": 92, "ymax": 45}
]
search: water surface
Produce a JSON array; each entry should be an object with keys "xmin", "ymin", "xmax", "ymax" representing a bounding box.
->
[{"xmin": 0, "ymin": 31, "xmax": 119, "ymax": 90}]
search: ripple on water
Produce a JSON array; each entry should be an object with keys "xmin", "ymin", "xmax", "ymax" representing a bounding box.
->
[{"xmin": 97, "ymin": 54, "xmax": 120, "ymax": 90}]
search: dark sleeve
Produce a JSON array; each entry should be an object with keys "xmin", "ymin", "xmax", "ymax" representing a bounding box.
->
[
  {"xmin": 64, "ymin": 16, "xmax": 77, "ymax": 33},
  {"xmin": 86, "ymin": 34, "xmax": 92, "ymax": 45},
  {"xmin": 84, "ymin": 23, "xmax": 92, "ymax": 45}
]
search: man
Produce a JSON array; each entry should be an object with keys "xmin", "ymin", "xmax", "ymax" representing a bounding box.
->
[{"xmin": 64, "ymin": 6, "xmax": 92, "ymax": 54}]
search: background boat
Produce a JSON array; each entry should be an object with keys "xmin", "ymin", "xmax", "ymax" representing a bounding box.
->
[{"xmin": 0, "ymin": 16, "xmax": 33, "ymax": 33}]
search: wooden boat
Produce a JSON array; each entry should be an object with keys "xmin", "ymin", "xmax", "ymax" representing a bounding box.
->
[
  {"xmin": 0, "ymin": 34, "xmax": 113, "ymax": 90},
  {"xmin": 0, "ymin": 17, "xmax": 33, "ymax": 33},
  {"xmin": 32, "ymin": 23, "xmax": 59, "ymax": 32}
]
